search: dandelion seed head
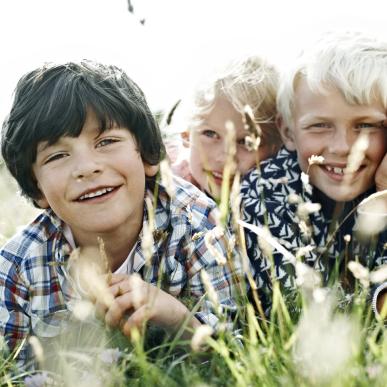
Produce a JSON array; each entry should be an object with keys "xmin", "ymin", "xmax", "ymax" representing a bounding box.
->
[
  {"xmin": 343, "ymin": 234, "xmax": 351, "ymax": 243},
  {"xmin": 297, "ymin": 202, "xmax": 321, "ymax": 220}
]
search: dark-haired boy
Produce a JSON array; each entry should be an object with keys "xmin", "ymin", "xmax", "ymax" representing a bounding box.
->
[{"xmin": 0, "ymin": 61, "xmax": 242, "ymax": 366}]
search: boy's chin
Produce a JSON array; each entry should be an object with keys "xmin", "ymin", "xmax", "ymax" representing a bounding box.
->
[{"xmin": 318, "ymin": 185, "xmax": 367, "ymax": 203}]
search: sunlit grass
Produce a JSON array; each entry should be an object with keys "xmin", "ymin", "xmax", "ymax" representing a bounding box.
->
[{"xmin": 0, "ymin": 151, "xmax": 386, "ymax": 386}]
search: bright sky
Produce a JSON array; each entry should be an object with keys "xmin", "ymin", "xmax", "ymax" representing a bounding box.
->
[{"xmin": 1, "ymin": 0, "xmax": 387, "ymax": 121}]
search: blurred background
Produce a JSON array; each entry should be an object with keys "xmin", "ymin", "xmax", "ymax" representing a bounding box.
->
[{"xmin": 1, "ymin": 0, "xmax": 386, "ymax": 121}]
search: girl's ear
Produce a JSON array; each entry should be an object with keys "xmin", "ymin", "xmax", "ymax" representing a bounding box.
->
[
  {"xmin": 276, "ymin": 114, "xmax": 296, "ymax": 151},
  {"xmin": 180, "ymin": 131, "xmax": 190, "ymax": 148},
  {"xmin": 144, "ymin": 163, "xmax": 159, "ymax": 177}
]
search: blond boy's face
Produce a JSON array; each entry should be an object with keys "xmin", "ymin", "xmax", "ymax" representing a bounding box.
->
[
  {"xmin": 283, "ymin": 79, "xmax": 387, "ymax": 201},
  {"xmin": 33, "ymin": 110, "xmax": 157, "ymax": 246},
  {"xmin": 188, "ymin": 95, "xmax": 274, "ymax": 198}
]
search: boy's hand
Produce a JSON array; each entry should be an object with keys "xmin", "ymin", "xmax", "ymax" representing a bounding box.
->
[
  {"xmin": 96, "ymin": 273, "xmax": 200, "ymax": 337},
  {"xmin": 375, "ymin": 150, "xmax": 387, "ymax": 192}
]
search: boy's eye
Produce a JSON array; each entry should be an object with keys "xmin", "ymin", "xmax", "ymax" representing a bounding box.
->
[
  {"xmin": 44, "ymin": 153, "xmax": 66, "ymax": 164},
  {"xmin": 356, "ymin": 122, "xmax": 382, "ymax": 130},
  {"xmin": 96, "ymin": 138, "xmax": 119, "ymax": 148},
  {"xmin": 201, "ymin": 130, "xmax": 219, "ymax": 139}
]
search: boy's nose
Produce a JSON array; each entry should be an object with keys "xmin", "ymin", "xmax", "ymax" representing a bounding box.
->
[
  {"xmin": 328, "ymin": 129, "xmax": 352, "ymax": 155},
  {"xmin": 72, "ymin": 158, "xmax": 103, "ymax": 181}
]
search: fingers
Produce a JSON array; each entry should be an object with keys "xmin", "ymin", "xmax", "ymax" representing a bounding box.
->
[{"xmin": 121, "ymin": 305, "xmax": 151, "ymax": 337}]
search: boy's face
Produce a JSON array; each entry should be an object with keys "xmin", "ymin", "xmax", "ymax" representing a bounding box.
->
[
  {"xmin": 33, "ymin": 110, "xmax": 157, "ymax": 245},
  {"xmin": 188, "ymin": 95, "xmax": 274, "ymax": 198},
  {"xmin": 282, "ymin": 79, "xmax": 387, "ymax": 201}
]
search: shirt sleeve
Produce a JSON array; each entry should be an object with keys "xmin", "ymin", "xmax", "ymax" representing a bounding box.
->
[{"xmin": 0, "ymin": 254, "xmax": 31, "ymax": 365}]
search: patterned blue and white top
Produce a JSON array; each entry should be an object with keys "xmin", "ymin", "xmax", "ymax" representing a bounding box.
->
[{"xmin": 241, "ymin": 147, "xmax": 386, "ymax": 313}]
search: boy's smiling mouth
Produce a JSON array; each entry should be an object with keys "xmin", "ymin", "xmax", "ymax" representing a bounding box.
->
[{"xmin": 76, "ymin": 186, "xmax": 118, "ymax": 201}]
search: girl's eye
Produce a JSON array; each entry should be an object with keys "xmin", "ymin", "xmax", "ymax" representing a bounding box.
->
[
  {"xmin": 310, "ymin": 123, "xmax": 331, "ymax": 129},
  {"xmin": 201, "ymin": 130, "xmax": 219, "ymax": 139}
]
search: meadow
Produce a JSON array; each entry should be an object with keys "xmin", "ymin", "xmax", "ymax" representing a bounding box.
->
[{"xmin": 0, "ymin": 153, "xmax": 386, "ymax": 387}]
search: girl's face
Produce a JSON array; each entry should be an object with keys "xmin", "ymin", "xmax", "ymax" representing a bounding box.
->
[{"xmin": 188, "ymin": 95, "xmax": 275, "ymax": 198}]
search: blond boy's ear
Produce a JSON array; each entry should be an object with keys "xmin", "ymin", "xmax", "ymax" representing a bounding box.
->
[{"xmin": 276, "ymin": 114, "xmax": 296, "ymax": 151}]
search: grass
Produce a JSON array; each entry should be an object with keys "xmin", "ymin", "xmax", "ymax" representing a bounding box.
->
[{"xmin": 0, "ymin": 160, "xmax": 386, "ymax": 387}]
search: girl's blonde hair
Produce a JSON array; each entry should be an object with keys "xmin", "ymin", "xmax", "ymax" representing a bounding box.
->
[{"xmin": 173, "ymin": 55, "xmax": 282, "ymax": 149}]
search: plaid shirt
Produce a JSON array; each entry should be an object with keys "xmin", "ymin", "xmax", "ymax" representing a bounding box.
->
[{"xmin": 0, "ymin": 176, "xmax": 242, "ymax": 365}]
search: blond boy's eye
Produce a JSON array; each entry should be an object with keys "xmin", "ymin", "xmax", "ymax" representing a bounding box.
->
[
  {"xmin": 356, "ymin": 122, "xmax": 381, "ymax": 130},
  {"xmin": 311, "ymin": 123, "xmax": 331, "ymax": 128}
]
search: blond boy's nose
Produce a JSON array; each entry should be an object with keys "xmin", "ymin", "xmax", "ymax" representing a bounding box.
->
[{"xmin": 329, "ymin": 129, "xmax": 351, "ymax": 155}]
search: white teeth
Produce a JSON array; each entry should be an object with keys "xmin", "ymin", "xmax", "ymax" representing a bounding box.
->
[
  {"xmin": 325, "ymin": 166, "xmax": 344, "ymax": 175},
  {"xmin": 79, "ymin": 187, "xmax": 114, "ymax": 200}
]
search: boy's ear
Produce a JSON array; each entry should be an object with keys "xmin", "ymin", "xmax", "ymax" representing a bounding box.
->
[
  {"xmin": 144, "ymin": 163, "xmax": 159, "ymax": 177},
  {"xmin": 180, "ymin": 131, "xmax": 190, "ymax": 148},
  {"xmin": 276, "ymin": 114, "xmax": 296, "ymax": 151},
  {"xmin": 35, "ymin": 196, "xmax": 50, "ymax": 209}
]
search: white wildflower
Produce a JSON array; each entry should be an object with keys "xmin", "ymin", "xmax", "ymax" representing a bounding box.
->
[
  {"xmin": 295, "ymin": 262, "xmax": 321, "ymax": 290},
  {"xmin": 345, "ymin": 132, "xmax": 369, "ymax": 174},
  {"xmin": 301, "ymin": 172, "xmax": 313, "ymax": 195},
  {"xmin": 72, "ymin": 300, "xmax": 95, "ymax": 321},
  {"xmin": 287, "ymin": 193, "xmax": 302, "ymax": 204},
  {"xmin": 204, "ymin": 227, "xmax": 227, "ymax": 265},
  {"xmin": 369, "ymin": 264, "xmax": 387, "ymax": 284},
  {"xmin": 295, "ymin": 245, "xmax": 315, "ymax": 260},
  {"xmin": 29, "ymin": 336, "xmax": 44, "ymax": 365},
  {"xmin": 343, "ymin": 234, "xmax": 351, "ymax": 243},
  {"xmin": 191, "ymin": 324, "xmax": 214, "ymax": 352},
  {"xmin": 159, "ymin": 159, "xmax": 176, "ymax": 199},
  {"xmin": 293, "ymin": 296, "xmax": 360, "ymax": 383},
  {"xmin": 313, "ymin": 287, "xmax": 329, "ymax": 303},
  {"xmin": 200, "ymin": 270, "xmax": 221, "ymax": 315},
  {"xmin": 297, "ymin": 202, "xmax": 321, "ymax": 220},
  {"xmin": 298, "ymin": 220, "xmax": 312, "ymax": 240},
  {"xmin": 308, "ymin": 155, "xmax": 325, "ymax": 166},
  {"xmin": 239, "ymin": 220, "xmax": 296, "ymax": 265},
  {"xmin": 347, "ymin": 261, "xmax": 369, "ymax": 288},
  {"xmin": 258, "ymin": 226, "xmax": 274, "ymax": 258}
]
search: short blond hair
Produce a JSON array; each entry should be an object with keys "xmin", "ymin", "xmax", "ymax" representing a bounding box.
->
[
  {"xmin": 176, "ymin": 55, "xmax": 282, "ymax": 148},
  {"xmin": 277, "ymin": 32, "xmax": 387, "ymax": 128}
]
